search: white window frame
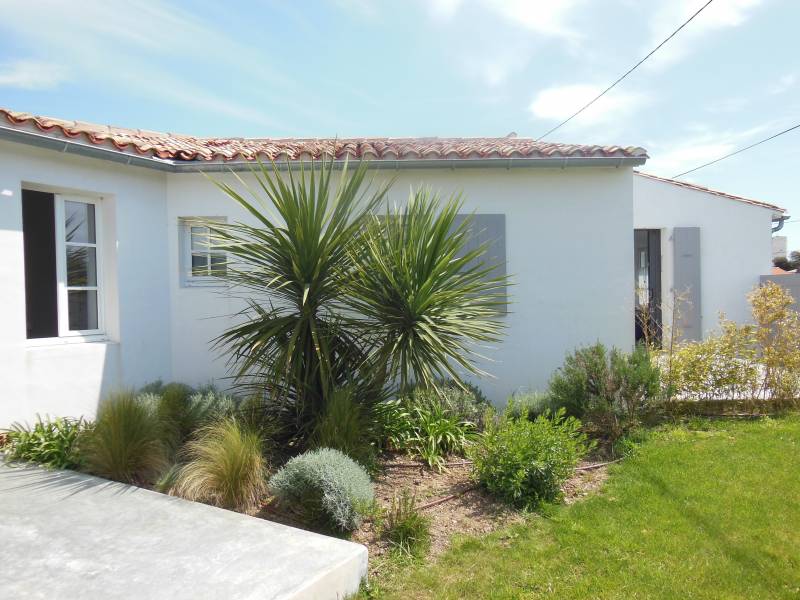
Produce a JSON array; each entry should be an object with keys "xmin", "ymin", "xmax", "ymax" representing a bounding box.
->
[
  {"xmin": 179, "ymin": 217, "xmax": 227, "ymax": 287},
  {"xmin": 54, "ymin": 194, "xmax": 105, "ymax": 338}
]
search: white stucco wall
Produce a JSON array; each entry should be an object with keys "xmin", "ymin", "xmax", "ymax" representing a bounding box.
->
[
  {"xmin": 633, "ymin": 173, "xmax": 775, "ymax": 337},
  {"xmin": 0, "ymin": 142, "xmax": 172, "ymax": 425},
  {"xmin": 0, "ymin": 142, "xmax": 637, "ymax": 424},
  {"xmin": 166, "ymin": 166, "xmax": 635, "ymax": 403}
]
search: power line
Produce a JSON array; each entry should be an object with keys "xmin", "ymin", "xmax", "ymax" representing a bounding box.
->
[
  {"xmin": 536, "ymin": 0, "xmax": 714, "ymax": 141},
  {"xmin": 673, "ymin": 123, "xmax": 800, "ymax": 178}
]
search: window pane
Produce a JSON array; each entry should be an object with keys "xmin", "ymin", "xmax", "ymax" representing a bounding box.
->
[
  {"xmin": 68, "ymin": 290, "xmax": 98, "ymax": 331},
  {"xmin": 65, "ymin": 201, "xmax": 96, "ymax": 243},
  {"xmin": 191, "ymin": 226, "xmax": 209, "ymax": 252},
  {"xmin": 191, "ymin": 254, "xmax": 209, "ymax": 276},
  {"xmin": 67, "ymin": 246, "xmax": 97, "ymax": 286},
  {"xmin": 210, "ymin": 254, "xmax": 226, "ymax": 275}
]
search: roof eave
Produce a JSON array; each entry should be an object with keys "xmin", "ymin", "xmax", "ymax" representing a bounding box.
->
[
  {"xmin": 0, "ymin": 124, "xmax": 647, "ymax": 173},
  {"xmin": 173, "ymin": 155, "xmax": 647, "ymax": 172}
]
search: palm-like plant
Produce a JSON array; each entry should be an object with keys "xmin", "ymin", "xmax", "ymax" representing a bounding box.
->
[
  {"xmin": 209, "ymin": 159, "xmax": 390, "ymax": 438},
  {"xmin": 348, "ymin": 189, "xmax": 509, "ymax": 391}
]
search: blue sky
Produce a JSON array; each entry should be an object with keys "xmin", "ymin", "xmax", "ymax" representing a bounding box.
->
[{"xmin": 1, "ymin": 0, "xmax": 798, "ymax": 247}]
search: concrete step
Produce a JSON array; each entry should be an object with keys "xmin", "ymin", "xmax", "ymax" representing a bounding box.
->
[{"xmin": 0, "ymin": 463, "xmax": 367, "ymax": 599}]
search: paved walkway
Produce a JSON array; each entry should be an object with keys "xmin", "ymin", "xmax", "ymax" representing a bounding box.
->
[{"xmin": 0, "ymin": 463, "xmax": 367, "ymax": 599}]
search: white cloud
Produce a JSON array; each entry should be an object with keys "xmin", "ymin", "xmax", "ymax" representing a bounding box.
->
[
  {"xmin": 705, "ymin": 97, "xmax": 749, "ymax": 114},
  {"xmin": 428, "ymin": 0, "xmax": 464, "ymax": 20},
  {"xmin": 333, "ymin": 0, "xmax": 380, "ymax": 19},
  {"xmin": 422, "ymin": 0, "xmax": 586, "ymax": 86},
  {"xmin": 426, "ymin": 0, "xmax": 584, "ymax": 39},
  {"xmin": 529, "ymin": 84, "xmax": 648, "ymax": 126},
  {"xmin": 479, "ymin": 0, "xmax": 584, "ymax": 40},
  {"xmin": 0, "ymin": 0, "xmax": 317, "ymax": 132},
  {"xmin": 0, "ymin": 60, "xmax": 68, "ymax": 90},
  {"xmin": 770, "ymin": 73, "xmax": 797, "ymax": 95},
  {"xmin": 644, "ymin": 123, "xmax": 774, "ymax": 176},
  {"xmin": 645, "ymin": 0, "xmax": 765, "ymax": 69}
]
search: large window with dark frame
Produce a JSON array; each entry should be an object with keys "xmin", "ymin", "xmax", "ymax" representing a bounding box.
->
[{"xmin": 22, "ymin": 190, "xmax": 103, "ymax": 339}]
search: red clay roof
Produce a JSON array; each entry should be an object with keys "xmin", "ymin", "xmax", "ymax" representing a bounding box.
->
[
  {"xmin": 635, "ymin": 171, "xmax": 785, "ymax": 213},
  {"xmin": 0, "ymin": 107, "xmax": 647, "ymax": 164}
]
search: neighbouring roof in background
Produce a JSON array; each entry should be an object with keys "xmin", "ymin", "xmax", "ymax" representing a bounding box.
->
[
  {"xmin": 0, "ymin": 107, "xmax": 647, "ymax": 164},
  {"xmin": 635, "ymin": 171, "xmax": 785, "ymax": 213},
  {"xmin": 771, "ymin": 266, "xmax": 796, "ymax": 275}
]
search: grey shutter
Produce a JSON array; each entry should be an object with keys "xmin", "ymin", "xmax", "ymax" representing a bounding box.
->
[
  {"xmin": 673, "ymin": 227, "xmax": 701, "ymax": 341},
  {"xmin": 453, "ymin": 214, "xmax": 507, "ymax": 313}
]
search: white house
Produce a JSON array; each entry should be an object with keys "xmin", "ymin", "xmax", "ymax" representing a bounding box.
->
[{"xmin": 0, "ymin": 108, "xmax": 785, "ymax": 425}]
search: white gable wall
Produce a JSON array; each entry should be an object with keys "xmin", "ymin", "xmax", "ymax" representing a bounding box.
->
[
  {"xmin": 166, "ymin": 166, "xmax": 635, "ymax": 402},
  {"xmin": 0, "ymin": 142, "xmax": 173, "ymax": 425},
  {"xmin": 633, "ymin": 174, "xmax": 774, "ymax": 337}
]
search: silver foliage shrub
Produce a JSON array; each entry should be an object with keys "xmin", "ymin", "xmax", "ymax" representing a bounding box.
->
[{"xmin": 269, "ymin": 448, "xmax": 374, "ymax": 532}]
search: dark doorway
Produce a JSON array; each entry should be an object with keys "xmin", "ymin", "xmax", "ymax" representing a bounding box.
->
[{"xmin": 634, "ymin": 229, "xmax": 661, "ymax": 345}]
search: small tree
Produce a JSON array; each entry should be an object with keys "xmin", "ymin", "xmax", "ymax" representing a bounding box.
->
[
  {"xmin": 348, "ymin": 189, "xmax": 508, "ymax": 392},
  {"xmin": 208, "ymin": 159, "xmax": 510, "ymax": 445},
  {"xmin": 209, "ymin": 159, "xmax": 390, "ymax": 441}
]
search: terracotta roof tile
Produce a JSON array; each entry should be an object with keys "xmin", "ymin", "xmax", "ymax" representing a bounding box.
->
[
  {"xmin": 771, "ymin": 266, "xmax": 796, "ymax": 275},
  {"xmin": 0, "ymin": 107, "xmax": 648, "ymax": 164},
  {"xmin": 635, "ymin": 171, "xmax": 785, "ymax": 213}
]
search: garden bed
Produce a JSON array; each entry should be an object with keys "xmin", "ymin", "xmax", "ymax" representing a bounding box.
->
[
  {"xmin": 363, "ymin": 416, "xmax": 800, "ymax": 599},
  {"xmin": 258, "ymin": 452, "xmax": 610, "ymax": 574}
]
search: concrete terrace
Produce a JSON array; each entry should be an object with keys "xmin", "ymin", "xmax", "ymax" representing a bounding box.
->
[{"xmin": 0, "ymin": 463, "xmax": 367, "ymax": 599}]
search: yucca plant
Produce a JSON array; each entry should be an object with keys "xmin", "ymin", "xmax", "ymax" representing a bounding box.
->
[
  {"xmin": 208, "ymin": 159, "xmax": 511, "ymax": 447},
  {"xmin": 80, "ymin": 391, "xmax": 169, "ymax": 485},
  {"xmin": 348, "ymin": 189, "xmax": 509, "ymax": 392},
  {"xmin": 209, "ymin": 158, "xmax": 391, "ymax": 441},
  {"xmin": 173, "ymin": 418, "xmax": 267, "ymax": 511}
]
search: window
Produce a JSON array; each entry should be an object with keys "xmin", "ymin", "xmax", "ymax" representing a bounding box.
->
[
  {"xmin": 180, "ymin": 218, "xmax": 226, "ymax": 286},
  {"xmin": 22, "ymin": 190, "xmax": 104, "ymax": 339}
]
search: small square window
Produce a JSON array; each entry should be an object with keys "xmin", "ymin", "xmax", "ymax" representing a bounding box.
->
[{"xmin": 180, "ymin": 218, "xmax": 227, "ymax": 286}]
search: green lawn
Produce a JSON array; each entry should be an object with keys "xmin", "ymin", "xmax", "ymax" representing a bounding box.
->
[{"xmin": 363, "ymin": 416, "xmax": 800, "ymax": 599}]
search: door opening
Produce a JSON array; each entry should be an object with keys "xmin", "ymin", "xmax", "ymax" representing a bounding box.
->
[{"xmin": 634, "ymin": 229, "xmax": 662, "ymax": 345}]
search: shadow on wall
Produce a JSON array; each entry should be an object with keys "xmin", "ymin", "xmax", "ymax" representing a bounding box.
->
[{"xmin": 14, "ymin": 342, "xmax": 122, "ymax": 426}]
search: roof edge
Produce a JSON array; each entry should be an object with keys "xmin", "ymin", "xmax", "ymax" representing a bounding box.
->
[
  {"xmin": 0, "ymin": 124, "xmax": 647, "ymax": 172},
  {"xmin": 635, "ymin": 171, "xmax": 785, "ymax": 214}
]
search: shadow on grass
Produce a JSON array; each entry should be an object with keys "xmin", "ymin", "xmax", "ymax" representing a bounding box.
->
[{"xmin": 637, "ymin": 465, "xmax": 791, "ymax": 595}]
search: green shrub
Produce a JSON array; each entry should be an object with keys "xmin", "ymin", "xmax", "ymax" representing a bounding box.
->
[
  {"xmin": 80, "ymin": 391, "xmax": 169, "ymax": 484},
  {"xmin": 415, "ymin": 379, "xmax": 491, "ymax": 423},
  {"xmin": 548, "ymin": 343, "xmax": 660, "ymax": 441},
  {"xmin": 383, "ymin": 488, "xmax": 431, "ymax": 557},
  {"xmin": 173, "ymin": 418, "xmax": 267, "ymax": 511},
  {"xmin": 269, "ymin": 448, "xmax": 374, "ymax": 532},
  {"xmin": 376, "ymin": 392, "xmax": 476, "ymax": 470},
  {"xmin": 548, "ymin": 343, "xmax": 612, "ymax": 418},
  {"xmin": 2, "ymin": 415, "xmax": 86, "ymax": 469},
  {"xmin": 154, "ymin": 384, "xmax": 236, "ymax": 455},
  {"xmin": 469, "ymin": 409, "xmax": 589, "ymax": 508},
  {"xmin": 409, "ymin": 399, "xmax": 475, "ymax": 469},
  {"xmin": 311, "ymin": 387, "xmax": 375, "ymax": 470},
  {"xmin": 505, "ymin": 392, "xmax": 554, "ymax": 421}
]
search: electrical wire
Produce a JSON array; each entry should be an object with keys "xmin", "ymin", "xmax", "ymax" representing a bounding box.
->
[
  {"xmin": 536, "ymin": 0, "xmax": 714, "ymax": 141},
  {"xmin": 673, "ymin": 123, "xmax": 800, "ymax": 178}
]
